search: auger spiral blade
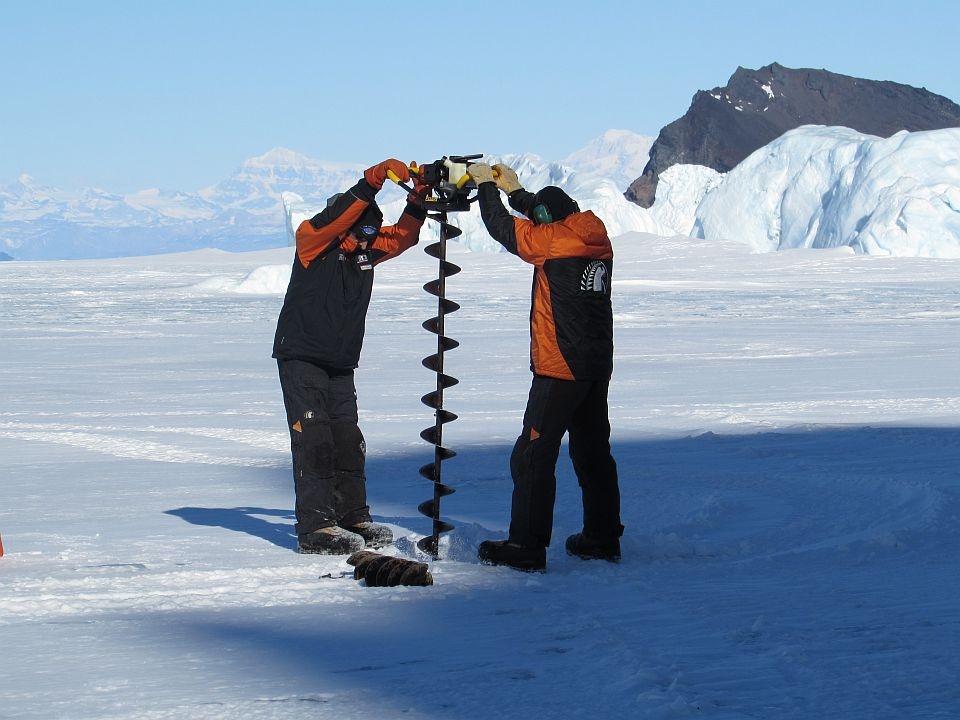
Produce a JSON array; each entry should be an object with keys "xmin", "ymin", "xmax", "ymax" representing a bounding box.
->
[
  {"xmin": 417, "ymin": 209, "xmax": 461, "ymax": 560},
  {"xmin": 422, "ymin": 291, "xmax": 462, "ymax": 316},
  {"xmin": 420, "ymin": 331, "xmax": 460, "ymax": 352},
  {"xmin": 425, "ymin": 221, "xmax": 463, "ymax": 241},
  {"xmin": 439, "ymin": 298, "xmax": 462, "ymax": 315},
  {"xmin": 418, "ymin": 489, "xmax": 455, "ymax": 509},
  {"xmin": 424, "ymin": 277, "xmax": 463, "ymax": 297},
  {"xmin": 418, "ymin": 409, "xmax": 458, "ymax": 435},
  {"xmin": 419, "ymin": 367, "xmax": 458, "ymax": 392},
  {"xmin": 423, "ymin": 243, "xmax": 462, "ymax": 280},
  {"xmin": 419, "ymin": 419, "xmax": 458, "ymax": 445},
  {"xmin": 416, "ymin": 535, "xmax": 440, "ymax": 557},
  {"xmin": 418, "ymin": 453, "xmax": 456, "ymax": 481},
  {"xmin": 421, "ymin": 389, "xmax": 462, "ymax": 410}
]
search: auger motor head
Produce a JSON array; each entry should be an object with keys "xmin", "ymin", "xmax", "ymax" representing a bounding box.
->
[{"xmin": 419, "ymin": 154, "xmax": 482, "ymax": 213}]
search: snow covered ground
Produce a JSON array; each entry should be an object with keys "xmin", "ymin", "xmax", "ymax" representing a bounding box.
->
[{"xmin": 2, "ymin": 232, "xmax": 959, "ymax": 719}]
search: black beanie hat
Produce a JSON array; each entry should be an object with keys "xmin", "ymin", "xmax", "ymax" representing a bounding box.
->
[
  {"xmin": 350, "ymin": 203, "xmax": 383, "ymax": 240},
  {"xmin": 531, "ymin": 186, "xmax": 580, "ymax": 223}
]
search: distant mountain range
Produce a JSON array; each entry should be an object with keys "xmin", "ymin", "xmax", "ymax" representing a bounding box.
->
[
  {"xmin": 0, "ymin": 133, "xmax": 653, "ymax": 260},
  {"xmin": 5, "ymin": 62, "xmax": 960, "ymax": 261},
  {"xmin": 0, "ymin": 149, "xmax": 372, "ymax": 260}
]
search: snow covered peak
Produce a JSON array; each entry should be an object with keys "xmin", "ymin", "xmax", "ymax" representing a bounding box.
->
[
  {"xmin": 241, "ymin": 147, "xmax": 364, "ymax": 174},
  {"xmin": 563, "ymin": 129, "xmax": 654, "ymax": 190},
  {"xmin": 246, "ymin": 147, "xmax": 310, "ymax": 167}
]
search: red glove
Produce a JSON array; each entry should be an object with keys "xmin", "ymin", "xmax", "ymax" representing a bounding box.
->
[
  {"xmin": 408, "ymin": 161, "xmax": 431, "ymax": 203},
  {"xmin": 364, "ymin": 158, "xmax": 410, "ymax": 190}
]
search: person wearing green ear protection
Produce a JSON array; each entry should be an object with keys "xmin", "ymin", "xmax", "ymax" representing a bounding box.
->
[{"xmin": 467, "ymin": 161, "xmax": 623, "ymax": 573}]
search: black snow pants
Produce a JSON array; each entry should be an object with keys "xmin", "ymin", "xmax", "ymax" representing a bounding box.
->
[
  {"xmin": 277, "ymin": 359, "xmax": 370, "ymax": 535},
  {"xmin": 508, "ymin": 375, "xmax": 623, "ymax": 548}
]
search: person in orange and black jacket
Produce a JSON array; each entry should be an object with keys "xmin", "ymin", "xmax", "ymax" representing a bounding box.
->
[
  {"xmin": 273, "ymin": 158, "xmax": 429, "ymax": 555},
  {"xmin": 467, "ymin": 161, "xmax": 623, "ymax": 572}
]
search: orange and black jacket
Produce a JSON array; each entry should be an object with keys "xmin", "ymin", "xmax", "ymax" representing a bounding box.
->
[
  {"xmin": 477, "ymin": 182, "xmax": 614, "ymax": 381},
  {"xmin": 273, "ymin": 178, "xmax": 426, "ymax": 369}
]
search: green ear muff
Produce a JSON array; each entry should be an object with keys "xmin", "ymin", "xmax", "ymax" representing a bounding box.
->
[{"xmin": 532, "ymin": 203, "xmax": 553, "ymax": 225}]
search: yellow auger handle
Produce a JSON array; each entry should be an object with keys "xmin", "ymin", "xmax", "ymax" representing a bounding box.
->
[
  {"xmin": 386, "ymin": 164, "xmax": 422, "ymax": 184},
  {"xmin": 386, "ymin": 167, "xmax": 419, "ymax": 195}
]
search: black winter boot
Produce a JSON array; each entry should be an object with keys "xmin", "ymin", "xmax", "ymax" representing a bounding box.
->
[
  {"xmin": 298, "ymin": 527, "xmax": 365, "ymax": 555},
  {"xmin": 478, "ymin": 540, "xmax": 546, "ymax": 572},
  {"xmin": 565, "ymin": 532, "xmax": 621, "ymax": 561},
  {"xmin": 345, "ymin": 522, "xmax": 394, "ymax": 548}
]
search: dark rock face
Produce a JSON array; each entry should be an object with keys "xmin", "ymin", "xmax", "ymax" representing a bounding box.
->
[{"xmin": 626, "ymin": 63, "xmax": 960, "ymax": 208}]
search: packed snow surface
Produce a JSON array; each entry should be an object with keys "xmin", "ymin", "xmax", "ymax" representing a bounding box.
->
[{"xmin": 2, "ymin": 232, "xmax": 960, "ymax": 719}]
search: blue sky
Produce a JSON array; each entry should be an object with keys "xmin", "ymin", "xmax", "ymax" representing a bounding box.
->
[{"xmin": 2, "ymin": 0, "xmax": 954, "ymax": 193}]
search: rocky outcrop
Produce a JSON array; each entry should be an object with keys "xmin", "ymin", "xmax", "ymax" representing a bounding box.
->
[{"xmin": 626, "ymin": 63, "xmax": 960, "ymax": 208}]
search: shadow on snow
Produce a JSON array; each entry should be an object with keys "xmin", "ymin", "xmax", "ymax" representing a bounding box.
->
[
  {"xmin": 164, "ymin": 424, "xmax": 960, "ymax": 557},
  {"xmin": 155, "ymin": 425, "xmax": 960, "ymax": 718}
]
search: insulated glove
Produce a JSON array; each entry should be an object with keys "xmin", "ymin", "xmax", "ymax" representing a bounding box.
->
[
  {"xmin": 492, "ymin": 163, "xmax": 523, "ymax": 194},
  {"xmin": 408, "ymin": 161, "xmax": 431, "ymax": 204},
  {"xmin": 364, "ymin": 158, "xmax": 410, "ymax": 190},
  {"xmin": 467, "ymin": 162, "xmax": 496, "ymax": 185}
]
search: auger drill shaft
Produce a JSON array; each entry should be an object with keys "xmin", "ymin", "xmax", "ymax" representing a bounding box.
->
[{"xmin": 417, "ymin": 212, "xmax": 461, "ymax": 558}]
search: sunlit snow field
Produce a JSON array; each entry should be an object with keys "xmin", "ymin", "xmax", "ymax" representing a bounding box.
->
[{"xmin": 2, "ymin": 233, "xmax": 959, "ymax": 719}]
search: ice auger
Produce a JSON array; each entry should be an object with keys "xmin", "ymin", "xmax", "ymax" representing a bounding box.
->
[
  {"xmin": 389, "ymin": 155, "xmax": 480, "ymax": 559},
  {"xmin": 417, "ymin": 207, "xmax": 461, "ymax": 558}
]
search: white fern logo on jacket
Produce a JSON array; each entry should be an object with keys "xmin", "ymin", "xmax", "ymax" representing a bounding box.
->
[{"xmin": 580, "ymin": 260, "xmax": 609, "ymax": 293}]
